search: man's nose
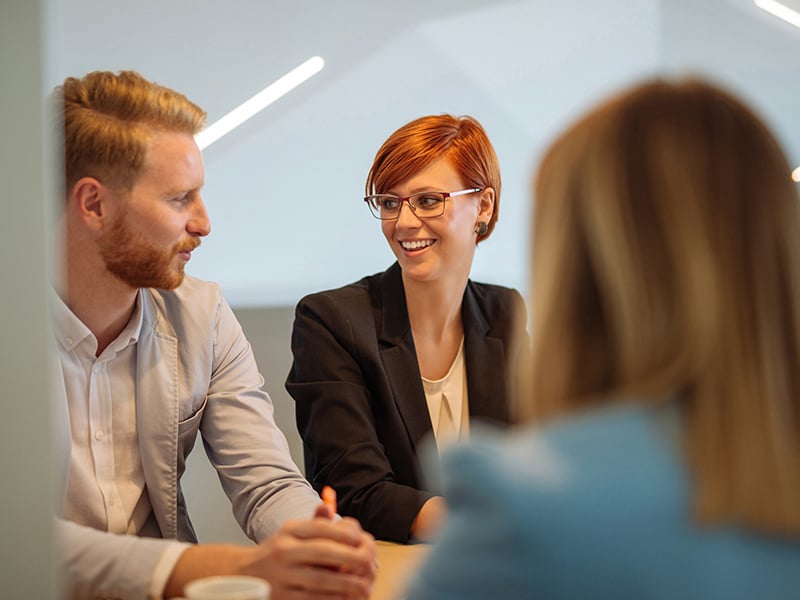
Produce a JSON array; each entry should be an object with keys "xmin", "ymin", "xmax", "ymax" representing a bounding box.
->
[{"xmin": 188, "ymin": 197, "xmax": 211, "ymax": 237}]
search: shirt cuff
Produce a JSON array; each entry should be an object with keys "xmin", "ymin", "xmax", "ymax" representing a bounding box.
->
[{"xmin": 149, "ymin": 541, "xmax": 192, "ymax": 600}]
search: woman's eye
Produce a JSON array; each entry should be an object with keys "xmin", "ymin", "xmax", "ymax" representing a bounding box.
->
[
  {"xmin": 416, "ymin": 195, "xmax": 442, "ymax": 208},
  {"xmin": 380, "ymin": 198, "xmax": 400, "ymax": 210}
]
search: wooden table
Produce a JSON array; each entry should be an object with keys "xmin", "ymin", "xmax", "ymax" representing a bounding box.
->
[{"xmin": 371, "ymin": 541, "xmax": 430, "ymax": 600}]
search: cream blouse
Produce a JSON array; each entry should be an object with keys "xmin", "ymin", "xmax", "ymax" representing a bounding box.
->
[{"xmin": 422, "ymin": 338, "xmax": 469, "ymax": 451}]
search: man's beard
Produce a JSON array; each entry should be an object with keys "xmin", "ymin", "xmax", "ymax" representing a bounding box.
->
[{"xmin": 98, "ymin": 213, "xmax": 200, "ymax": 291}]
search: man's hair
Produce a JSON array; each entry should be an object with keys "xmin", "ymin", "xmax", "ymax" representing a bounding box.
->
[
  {"xmin": 365, "ymin": 114, "xmax": 501, "ymax": 242},
  {"xmin": 525, "ymin": 78, "xmax": 800, "ymax": 533},
  {"xmin": 57, "ymin": 70, "xmax": 207, "ymax": 193}
]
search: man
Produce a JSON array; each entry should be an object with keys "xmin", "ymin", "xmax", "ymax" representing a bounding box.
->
[{"xmin": 52, "ymin": 70, "xmax": 375, "ymax": 599}]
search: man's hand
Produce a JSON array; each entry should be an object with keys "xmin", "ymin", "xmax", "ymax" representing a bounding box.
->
[
  {"xmin": 241, "ymin": 515, "xmax": 376, "ymax": 599},
  {"xmin": 164, "ymin": 514, "xmax": 376, "ymax": 600}
]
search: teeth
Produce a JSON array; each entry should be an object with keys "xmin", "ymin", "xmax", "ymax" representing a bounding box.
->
[{"xmin": 401, "ymin": 239, "xmax": 434, "ymax": 250}]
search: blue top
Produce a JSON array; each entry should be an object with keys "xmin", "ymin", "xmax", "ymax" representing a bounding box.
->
[{"xmin": 406, "ymin": 403, "xmax": 800, "ymax": 599}]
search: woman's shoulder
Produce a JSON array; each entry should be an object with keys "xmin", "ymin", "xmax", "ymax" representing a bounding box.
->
[
  {"xmin": 464, "ymin": 280, "xmax": 527, "ymax": 329},
  {"xmin": 467, "ymin": 279, "xmax": 524, "ymax": 302},
  {"xmin": 469, "ymin": 402, "xmax": 681, "ymax": 473},
  {"xmin": 443, "ymin": 404, "xmax": 687, "ymax": 530},
  {"xmin": 408, "ymin": 405, "xmax": 689, "ymax": 599},
  {"xmin": 430, "ymin": 403, "xmax": 800, "ymax": 598}
]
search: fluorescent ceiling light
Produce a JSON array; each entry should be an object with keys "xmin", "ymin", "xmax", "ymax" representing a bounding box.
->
[
  {"xmin": 793, "ymin": 166, "xmax": 800, "ymax": 182},
  {"xmin": 754, "ymin": 0, "xmax": 800, "ymax": 28},
  {"xmin": 195, "ymin": 56, "xmax": 325, "ymax": 150}
]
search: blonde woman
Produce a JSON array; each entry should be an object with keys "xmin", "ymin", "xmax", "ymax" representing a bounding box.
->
[{"xmin": 407, "ymin": 79, "xmax": 800, "ymax": 598}]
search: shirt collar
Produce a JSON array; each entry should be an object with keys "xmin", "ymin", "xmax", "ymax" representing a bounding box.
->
[
  {"xmin": 109, "ymin": 289, "xmax": 144, "ymax": 353},
  {"xmin": 51, "ymin": 288, "xmax": 145, "ymax": 355},
  {"xmin": 51, "ymin": 290, "xmax": 92, "ymax": 352}
]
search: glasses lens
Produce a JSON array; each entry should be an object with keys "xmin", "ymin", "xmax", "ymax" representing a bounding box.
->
[
  {"xmin": 409, "ymin": 192, "xmax": 446, "ymax": 217},
  {"xmin": 366, "ymin": 192, "xmax": 447, "ymax": 219},
  {"xmin": 367, "ymin": 195, "xmax": 400, "ymax": 219}
]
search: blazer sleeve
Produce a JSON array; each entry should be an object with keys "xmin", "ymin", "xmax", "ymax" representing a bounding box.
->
[{"xmin": 286, "ymin": 291, "xmax": 434, "ymax": 542}]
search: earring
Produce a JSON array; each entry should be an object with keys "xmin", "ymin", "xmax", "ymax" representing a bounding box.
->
[{"xmin": 474, "ymin": 221, "xmax": 488, "ymax": 236}]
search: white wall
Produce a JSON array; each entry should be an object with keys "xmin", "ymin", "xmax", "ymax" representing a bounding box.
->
[
  {"xmin": 55, "ymin": 0, "xmax": 672, "ymax": 307},
  {"xmin": 661, "ymin": 0, "xmax": 800, "ymax": 160},
  {"xmin": 55, "ymin": 0, "xmax": 800, "ymax": 308},
  {"xmin": 0, "ymin": 0, "xmax": 58, "ymax": 597}
]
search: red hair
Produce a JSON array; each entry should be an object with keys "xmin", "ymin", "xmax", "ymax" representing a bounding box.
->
[{"xmin": 365, "ymin": 114, "xmax": 501, "ymax": 242}]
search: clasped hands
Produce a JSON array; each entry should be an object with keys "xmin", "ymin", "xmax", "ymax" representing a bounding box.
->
[
  {"xmin": 239, "ymin": 502, "xmax": 377, "ymax": 599},
  {"xmin": 167, "ymin": 502, "xmax": 376, "ymax": 600}
]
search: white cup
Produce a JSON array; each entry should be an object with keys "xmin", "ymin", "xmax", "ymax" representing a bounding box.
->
[{"xmin": 183, "ymin": 575, "xmax": 270, "ymax": 600}]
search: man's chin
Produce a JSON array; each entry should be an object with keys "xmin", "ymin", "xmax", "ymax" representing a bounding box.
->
[
  {"xmin": 155, "ymin": 270, "xmax": 186, "ymax": 291},
  {"xmin": 107, "ymin": 267, "xmax": 185, "ymax": 291}
]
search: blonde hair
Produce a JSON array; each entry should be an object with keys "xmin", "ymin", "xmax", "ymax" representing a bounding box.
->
[
  {"xmin": 526, "ymin": 79, "xmax": 800, "ymax": 533},
  {"xmin": 57, "ymin": 70, "xmax": 207, "ymax": 193}
]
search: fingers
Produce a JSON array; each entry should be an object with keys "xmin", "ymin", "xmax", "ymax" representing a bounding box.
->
[
  {"xmin": 313, "ymin": 502, "xmax": 335, "ymax": 521},
  {"xmin": 254, "ymin": 553, "xmax": 373, "ymax": 600},
  {"xmin": 247, "ymin": 521, "xmax": 376, "ymax": 587},
  {"xmin": 275, "ymin": 537, "xmax": 371, "ymax": 572},
  {"xmin": 241, "ymin": 516, "xmax": 376, "ymax": 600},
  {"xmin": 300, "ymin": 533, "xmax": 376, "ymax": 576},
  {"xmin": 281, "ymin": 516, "xmax": 370, "ymax": 548},
  {"xmin": 271, "ymin": 564, "xmax": 372, "ymax": 598}
]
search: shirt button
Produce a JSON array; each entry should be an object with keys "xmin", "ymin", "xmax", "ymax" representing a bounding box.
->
[
  {"xmin": 95, "ymin": 430, "xmax": 104, "ymax": 441},
  {"xmin": 65, "ymin": 337, "xmax": 74, "ymax": 346},
  {"xmin": 108, "ymin": 497, "xmax": 115, "ymax": 506}
]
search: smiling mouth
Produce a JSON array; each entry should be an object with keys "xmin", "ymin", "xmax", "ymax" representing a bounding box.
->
[{"xmin": 400, "ymin": 239, "xmax": 435, "ymax": 251}]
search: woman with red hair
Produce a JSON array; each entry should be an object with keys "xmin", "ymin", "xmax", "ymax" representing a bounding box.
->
[{"xmin": 286, "ymin": 114, "xmax": 529, "ymax": 543}]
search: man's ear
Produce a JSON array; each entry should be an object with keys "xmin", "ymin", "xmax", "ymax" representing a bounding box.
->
[{"xmin": 70, "ymin": 177, "xmax": 109, "ymax": 231}]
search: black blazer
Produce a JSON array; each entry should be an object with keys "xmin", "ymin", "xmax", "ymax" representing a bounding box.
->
[{"xmin": 286, "ymin": 263, "xmax": 529, "ymax": 542}]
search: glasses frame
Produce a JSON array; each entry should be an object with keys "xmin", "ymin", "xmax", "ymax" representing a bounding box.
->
[{"xmin": 364, "ymin": 187, "xmax": 483, "ymax": 220}]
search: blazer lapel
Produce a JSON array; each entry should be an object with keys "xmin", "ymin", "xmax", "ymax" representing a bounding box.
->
[
  {"xmin": 135, "ymin": 290, "xmax": 180, "ymax": 539},
  {"xmin": 462, "ymin": 283, "xmax": 507, "ymax": 423},
  {"xmin": 377, "ymin": 264, "xmax": 433, "ymax": 448}
]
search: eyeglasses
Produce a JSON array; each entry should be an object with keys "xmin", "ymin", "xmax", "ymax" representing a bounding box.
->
[{"xmin": 364, "ymin": 188, "xmax": 483, "ymax": 220}]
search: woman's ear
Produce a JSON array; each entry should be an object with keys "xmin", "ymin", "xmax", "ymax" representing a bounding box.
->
[{"xmin": 478, "ymin": 186, "xmax": 495, "ymax": 223}]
